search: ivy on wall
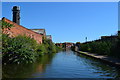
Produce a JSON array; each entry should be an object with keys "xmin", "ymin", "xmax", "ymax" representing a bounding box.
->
[{"xmin": 0, "ymin": 20, "xmax": 14, "ymax": 30}]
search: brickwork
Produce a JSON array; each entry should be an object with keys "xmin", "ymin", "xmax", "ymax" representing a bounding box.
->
[
  {"xmin": 2, "ymin": 17, "xmax": 43, "ymax": 44},
  {"xmin": 55, "ymin": 42, "xmax": 74, "ymax": 48}
]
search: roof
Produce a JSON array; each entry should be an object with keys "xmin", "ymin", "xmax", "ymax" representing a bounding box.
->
[
  {"xmin": 2, "ymin": 17, "xmax": 43, "ymax": 36},
  {"xmin": 46, "ymin": 35, "xmax": 51, "ymax": 37},
  {"xmin": 46, "ymin": 35, "xmax": 52, "ymax": 40},
  {"xmin": 31, "ymin": 29, "xmax": 46, "ymax": 35},
  {"xmin": 2, "ymin": 17, "xmax": 43, "ymax": 44},
  {"xmin": 31, "ymin": 29, "xmax": 45, "ymax": 30}
]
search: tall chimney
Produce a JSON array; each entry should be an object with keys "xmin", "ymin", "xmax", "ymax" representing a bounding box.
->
[{"xmin": 12, "ymin": 6, "xmax": 20, "ymax": 25}]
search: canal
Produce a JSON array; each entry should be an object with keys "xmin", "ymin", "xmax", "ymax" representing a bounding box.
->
[{"xmin": 2, "ymin": 50, "xmax": 120, "ymax": 79}]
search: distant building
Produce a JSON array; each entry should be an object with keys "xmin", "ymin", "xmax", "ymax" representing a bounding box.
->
[
  {"xmin": 101, "ymin": 36, "xmax": 118, "ymax": 41},
  {"xmin": 31, "ymin": 29, "xmax": 52, "ymax": 41},
  {"xmin": 31, "ymin": 29, "xmax": 46, "ymax": 36},
  {"xmin": 63, "ymin": 42, "xmax": 74, "ymax": 48},
  {"xmin": 55, "ymin": 42, "xmax": 74, "ymax": 48},
  {"xmin": 30, "ymin": 29, "xmax": 47, "ymax": 39},
  {"xmin": 46, "ymin": 35, "xmax": 52, "ymax": 41},
  {"xmin": 55, "ymin": 43, "xmax": 63, "ymax": 47}
]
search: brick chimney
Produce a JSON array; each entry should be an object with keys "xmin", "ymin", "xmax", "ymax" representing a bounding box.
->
[{"xmin": 12, "ymin": 6, "xmax": 20, "ymax": 25}]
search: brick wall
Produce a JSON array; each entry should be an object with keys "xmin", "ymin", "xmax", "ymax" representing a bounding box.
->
[{"xmin": 2, "ymin": 18, "xmax": 43, "ymax": 44}]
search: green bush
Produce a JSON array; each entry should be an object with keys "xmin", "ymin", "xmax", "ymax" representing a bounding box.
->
[
  {"xmin": 77, "ymin": 37, "xmax": 120, "ymax": 58},
  {"xmin": 42, "ymin": 38, "xmax": 58, "ymax": 53},
  {"xmin": 2, "ymin": 34, "xmax": 38, "ymax": 64},
  {"xmin": 110, "ymin": 37, "xmax": 120, "ymax": 58},
  {"xmin": 36, "ymin": 44, "xmax": 47, "ymax": 56},
  {"xmin": 56, "ymin": 46, "xmax": 63, "ymax": 51},
  {"xmin": 2, "ymin": 34, "xmax": 61, "ymax": 64}
]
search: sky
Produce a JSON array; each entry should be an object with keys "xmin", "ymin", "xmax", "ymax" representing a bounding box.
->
[
  {"xmin": 1, "ymin": 0, "xmax": 120, "ymax": 2},
  {"xmin": 2, "ymin": 2, "xmax": 118, "ymax": 43}
]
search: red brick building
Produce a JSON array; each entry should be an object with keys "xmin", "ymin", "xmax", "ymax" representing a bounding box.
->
[
  {"xmin": 2, "ymin": 17, "xmax": 43, "ymax": 44},
  {"xmin": 2, "ymin": 6, "xmax": 54, "ymax": 44},
  {"xmin": 55, "ymin": 42, "xmax": 74, "ymax": 48}
]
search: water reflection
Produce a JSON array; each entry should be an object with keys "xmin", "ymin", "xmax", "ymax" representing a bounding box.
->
[
  {"xmin": 76, "ymin": 53, "xmax": 120, "ymax": 78},
  {"xmin": 2, "ymin": 53, "xmax": 56, "ymax": 78},
  {"xmin": 2, "ymin": 50, "xmax": 120, "ymax": 78}
]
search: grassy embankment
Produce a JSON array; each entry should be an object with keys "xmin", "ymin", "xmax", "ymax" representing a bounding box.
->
[{"xmin": 72, "ymin": 35, "xmax": 120, "ymax": 58}]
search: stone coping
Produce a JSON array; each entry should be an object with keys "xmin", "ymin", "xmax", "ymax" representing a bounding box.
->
[{"xmin": 75, "ymin": 50, "xmax": 120, "ymax": 67}]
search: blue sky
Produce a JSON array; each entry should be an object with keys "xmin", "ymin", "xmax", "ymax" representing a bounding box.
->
[{"xmin": 2, "ymin": 2, "xmax": 118, "ymax": 43}]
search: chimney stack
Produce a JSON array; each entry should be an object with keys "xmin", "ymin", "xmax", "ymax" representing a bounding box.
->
[{"xmin": 12, "ymin": 6, "xmax": 20, "ymax": 25}]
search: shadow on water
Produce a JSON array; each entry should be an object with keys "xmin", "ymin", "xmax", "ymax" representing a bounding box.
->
[{"xmin": 2, "ymin": 53, "xmax": 56, "ymax": 78}]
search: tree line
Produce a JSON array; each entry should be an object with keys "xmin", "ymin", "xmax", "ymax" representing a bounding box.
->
[{"xmin": 72, "ymin": 34, "xmax": 120, "ymax": 58}]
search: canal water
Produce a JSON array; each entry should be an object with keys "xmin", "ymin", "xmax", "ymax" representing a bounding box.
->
[{"xmin": 2, "ymin": 50, "xmax": 120, "ymax": 78}]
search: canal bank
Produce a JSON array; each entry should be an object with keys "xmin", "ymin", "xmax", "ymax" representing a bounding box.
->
[{"xmin": 74, "ymin": 50, "xmax": 120, "ymax": 67}]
